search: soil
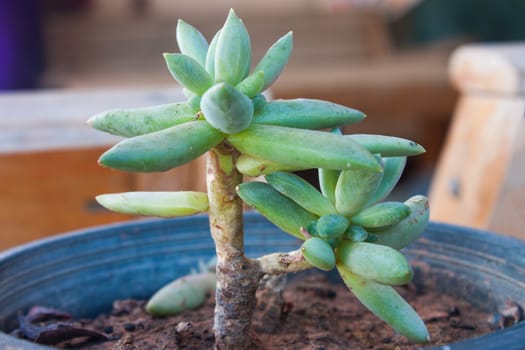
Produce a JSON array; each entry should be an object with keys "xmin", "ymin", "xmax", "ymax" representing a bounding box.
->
[{"xmin": 17, "ymin": 272, "xmax": 494, "ymax": 350}]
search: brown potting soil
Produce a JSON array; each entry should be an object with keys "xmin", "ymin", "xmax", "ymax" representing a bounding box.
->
[{"xmin": 22, "ymin": 273, "xmax": 494, "ymax": 350}]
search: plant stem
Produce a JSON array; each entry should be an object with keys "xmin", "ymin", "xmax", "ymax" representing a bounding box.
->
[{"xmin": 206, "ymin": 143, "xmax": 262, "ymax": 350}]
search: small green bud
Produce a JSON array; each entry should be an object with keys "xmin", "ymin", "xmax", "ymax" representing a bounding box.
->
[
  {"xmin": 252, "ymin": 94, "xmax": 267, "ymax": 113},
  {"xmin": 200, "ymin": 82, "xmax": 254, "ymax": 134},
  {"xmin": 316, "ymin": 214, "xmax": 349, "ymax": 240},
  {"xmin": 236, "ymin": 71, "xmax": 265, "ymax": 98},
  {"xmin": 342, "ymin": 225, "xmax": 368, "ymax": 242},
  {"xmin": 301, "ymin": 237, "xmax": 336, "ymax": 271}
]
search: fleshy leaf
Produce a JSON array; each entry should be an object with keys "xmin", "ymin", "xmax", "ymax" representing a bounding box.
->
[
  {"xmin": 265, "ymin": 172, "xmax": 336, "ymax": 216},
  {"xmin": 96, "ymin": 191, "xmax": 208, "ymax": 217},
  {"xmin": 176, "ymin": 19, "xmax": 209, "ymax": 66},
  {"xmin": 200, "ymin": 82, "xmax": 253, "ymax": 134},
  {"xmin": 254, "ymin": 99, "xmax": 365, "ymax": 129},
  {"xmin": 373, "ymin": 195, "xmax": 430, "ymax": 250},
  {"xmin": 99, "ymin": 121, "xmax": 224, "ymax": 172},
  {"xmin": 237, "ymin": 181, "xmax": 318, "ymax": 239},
  {"xmin": 146, "ymin": 273, "xmax": 216, "ymax": 316},
  {"xmin": 236, "ymin": 71, "xmax": 265, "ymax": 98},
  {"xmin": 337, "ymin": 264, "xmax": 429, "ymax": 343},
  {"xmin": 235, "ymin": 154, "xmax": 306, "ymax": 176},
  {"xmin": 335, "ymin": 167, "xmax": 383, "ymax": 216},
  {"xmin": 348, "ymin": 134, "xmax": 425, "ymax": 157},
  {"xmin": 336, "ymin": 241, "xmax": 413, "ymax": 285},
  {"xmin": 88, "ymin": 101, "xmax": 198, "ymax": 137},
  {"xmin": 164, "ymin": 53, "xmax": 213, "ymax": 95},
  {"xmin": 214, "ymin": 9, "xmax": 251, "ymax": 85},
  {"xmin": 253, "ymin": 31, "xmax": 293, "ymax": 91},
  {"xmin": 227, "ymin": 125, "xmax": 382, "ymax": 172}
]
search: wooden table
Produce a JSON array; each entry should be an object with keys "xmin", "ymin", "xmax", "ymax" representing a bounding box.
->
[
  {"xmin": 430, "ymin": 43, "xmax": 525, "ymax": 239},
  {"xmin": 0, "ymin": 87, "xmax": 207, "ymax": 249}
]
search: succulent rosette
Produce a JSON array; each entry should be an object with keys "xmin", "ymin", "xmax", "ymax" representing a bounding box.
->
[{"xmin": 89, "ymin": 9, "xmax": 431, "ymax": 345}]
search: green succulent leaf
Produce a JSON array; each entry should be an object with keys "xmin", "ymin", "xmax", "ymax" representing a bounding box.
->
[
  {"xmin": 87, "ymin": 101, "xmax": 199, "ymax": 137},
  {"xmin": 253, "ymin": 31, "xmax": 293, "ymax": 91},
  {"xmin": 200, "ymin": 82, "xmax": 254, "ymax": 134},
  {"xmin": 336, "ymin": 241, "xmax": 413, "ymax": 285},
  {"xmin": 301, "ymin": 237, "xmax": 336, "ymax": 271},
  {"xmin": 265, "ymin": 172, "xmax": 336, "ymax": 216},
  {"xmin": 348, "ymin": 134, "xmax": 425, "ymax": 157},
  {"xmin": 316, "ymin": 214, "xmax": 350, "ymax": 240},
  {"xmin": 236, "ymin": 71, "xmax": 265, "ymax": 98},
  {"xmin": 205, "ymin": 29, "xmax": 221, "ymax": 79},
  {"xmin": 254, "ymin": 99, "xmax": 365, "ymax": 129},
  {"xmin": 215, "ymin": 9, "xmax": 251, "ymax": 85},
  {"xmin": 99, "ymin": 120, "xmax": 224, "ymax": 172},
  {"xmin": 337, "ymin": 264, "xmax": 429, "ymax": 343},
  {"xmin": 163, "ymin": 53, "xmax": 213, "ymax": 95},
  {"xmin": 176, "ymin": 19, "xmax": 209, "ymax": 67},
  {"xmin": 236, "ymin": 154, "xmax": 307, "ymax": 176},
  {"xmin": 343, "ymin": 225, "xmax": 368, "ymax": 242},
  {"xmin": 237, "ymin": 181, "xmax": 318, "ymax": 240},
  {"xmin": 318, "ymin": 168, "xmax": 340, "ymax": 204},
  {"xmin": 146, "ymin": 272, "xmax": 216, "ymax": 316},
  {"xmin": 252, "ymin": 94, "xmax": 267, "ymax": 113},
  {"xmin": 96, "ymin": 191, "xmax": 208, "ymax": 217},
  {"xmin": 335, "ymin": 166, "xmax": 383, "ymax": 217},
  {"xmin": 351, "ymin": 202, "xmax": 411, "ymax": 230},
  {"xmin": 374, "ymin": 195, "xmax": 430, "ymax": 250},
  {"xmin": 227, "ymin": 125, "xmax": 382, "ymax": 172},
  {"xmin": 365, "ymin": 156, "xmax": 407, "ymax": 206}
]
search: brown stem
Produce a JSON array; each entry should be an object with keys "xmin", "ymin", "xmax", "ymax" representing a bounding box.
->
[
  {"xmin": 207, "ymin": 143, "xmax": 263, "ymax": 350},
  {"xmin": 257, "ymin": 249, "xmax": 313, "ymax": 275}
]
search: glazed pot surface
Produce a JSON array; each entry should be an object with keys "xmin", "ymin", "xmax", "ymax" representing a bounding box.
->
[{"xmin": 1, "ymin": 213, "xmax": 524, "ymax": 349}]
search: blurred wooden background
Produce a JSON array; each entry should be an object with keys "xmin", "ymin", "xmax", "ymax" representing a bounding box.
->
[{"xmin": 4, "ymin": 0, "xmax": 523, "ymax": 249}]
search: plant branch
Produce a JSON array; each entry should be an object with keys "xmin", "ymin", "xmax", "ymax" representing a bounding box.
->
[
  {"xmin": 257, "ymin": 249, "xmax": 313, "ymax": 275},
  {"xmin": 207, "ymin": 143, "xmax": 262, "ymax": 350}
]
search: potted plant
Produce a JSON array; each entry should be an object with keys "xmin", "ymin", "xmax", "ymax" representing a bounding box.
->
[{"xmin": 1, "ymin": 9, "xmax": 524, "ymax": 350}]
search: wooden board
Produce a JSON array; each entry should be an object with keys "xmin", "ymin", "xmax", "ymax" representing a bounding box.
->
[
  {"xmin": 0, "ymin": 148, "xmax": 132, "ymax": 249},
  {"xmin": 429, "ymin": 95, "xmax": 525, "ymax": 231},
  {"xmin": 430, "ymin": 43, "xmax": 525, "ymax": 239}
]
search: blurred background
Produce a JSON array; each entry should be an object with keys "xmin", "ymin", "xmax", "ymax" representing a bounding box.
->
[{"xmin": 1, "ymin": 0, "xmax": 525, "ymax": 249}]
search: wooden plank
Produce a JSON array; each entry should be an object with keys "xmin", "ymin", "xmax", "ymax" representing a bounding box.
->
[
  {"xmin": 429, "ymin": 95, "xmax": 524, "ymax": 229},
  {"xmin": 0, "ymin": 148, "xmax": 133, "ymax": 250},
  {"xmin": 0, "ymin": 87, "xmax": 185, "ymax": 154},
  {"xmin": 488, "ymin": 116, "xmax": 525, "ymax": 238},
  {"xmin": 449, "ymin": 44, "xmax": 525, "ymax": 95}
]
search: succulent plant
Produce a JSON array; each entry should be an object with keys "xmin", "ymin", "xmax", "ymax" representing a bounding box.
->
[{"xmin": 89, "ymin": 9, "xmax": 430, "ymax": 349}]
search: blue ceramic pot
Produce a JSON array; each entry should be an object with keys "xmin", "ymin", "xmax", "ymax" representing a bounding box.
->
[{"xmin": 1, "ymin": 212, "xmax": 524, "ymax": 349}]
